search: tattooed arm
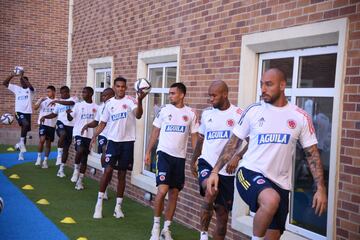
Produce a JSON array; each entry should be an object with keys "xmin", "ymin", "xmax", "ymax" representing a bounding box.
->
[
  {"xmin": 304, "ymin": 144, "xmax": 327, "ymax": 216},
  {"xmin": 206, "ymin": 134, "xmax": 244, "ymax": 195},
  {"xmin": 190, "ymin": 133, "xmax": 204, "ymax": 178}
]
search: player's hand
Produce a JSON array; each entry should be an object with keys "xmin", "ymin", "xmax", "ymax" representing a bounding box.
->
[
  {"xmin": 190, "ymin": 162, "xmax": 198, "ymax": 178},
  {"xmin": 312, "ymin": 186, "xmax": 327, "ymax": 216},
  {"xmin": 40, "ymin": 117, "xmax": 45, "ymax": 124},
  {"xmin": 226, "ymin": 155, "xmax": 240, "ymax": 174},
  {"xmin": 137, "ymin": 90, "xmax": 148, "ymax": 102},
  {"xmin": 81, "ymin": 125, "xmax": 88, "ymax": 135},
  {"xmin": 206, "ymin": 172, "xmax": 219, "ymax": 195},
  {"xmin": 144, "ymin": 152, "xmax": 151, "ymax": 165}
]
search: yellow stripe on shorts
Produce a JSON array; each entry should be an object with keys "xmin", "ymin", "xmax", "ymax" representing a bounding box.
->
[{"xmin": 237, "ymin": 169, "xmax": 251, "ymax": 190}]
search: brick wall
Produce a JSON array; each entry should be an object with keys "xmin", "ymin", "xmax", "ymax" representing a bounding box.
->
[
  {"xmin": 0, "ymin": 0, "xmax": 69, "ymax": 144},
  {"xmin": 69, "ymin": 0, "xmax": 360, "ymax": 239}
]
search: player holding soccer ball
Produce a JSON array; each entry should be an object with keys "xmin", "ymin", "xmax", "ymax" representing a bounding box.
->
[
  {"xmin": 34, "ymin": 85, "xmax": 56, "ymax": 168},
  {"xmin": 3, "ymin": 67, "xmax": 34, "ymax": 160},
  {"xmin": 91, "ymin": 76, "xmax": 148, "ymax": 219}
]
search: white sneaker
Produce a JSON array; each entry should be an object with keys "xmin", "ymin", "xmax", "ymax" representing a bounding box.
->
[
  {"xmin": 200, "ymin": 232, "xmax": 209, "ymax": 240},
  {"xmin": 75, "ymin": 181, "xmax": 84, "ymax": 190},
  {"xmin": 57, "ymin": 169, "xmax": 66, "ymax": 178},
  {"xmin": 93, "ymin": 203, "xmax": 103, "ymax": 219},
  {"xmin": 18, "ymin": 152, "xmax": 24, "ymax": 161},
  {"xmin": 55, "ymin": 156, "xmax": 62, "ymax": 166},
  {"xmin": 71, "ymin": 170, "xmax": 79, "ymax": 183},
  {"xmin": 19, "ymin": 142, "xmax": 26, "ymax": 153},
  {"xmin": 150, "ymin": 227, "xmax": 160, "ymax": 240},
  {"xmin": 42, "ymin": 160, "xmax": 48, "ymax": 169},
  {"xmin": 14, "ymin": 142, "xmax": 20, "ymax": 151},
  {"xmin": 160, "ymin": 229, "xmax": 173, "ymax": 240},
  {"xmin": 35, "ymin": 158, "xmax": 41, "ymax": 166},
  {"xmin": 113, "ymin": 205, "xmax": 124, "ymax": 218}
]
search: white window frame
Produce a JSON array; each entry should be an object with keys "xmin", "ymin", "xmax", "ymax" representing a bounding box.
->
[
  {"xmin": 85, "ymin": 56, "xmax": 113, "ymax": 169},
  {"xmin": 142, "ymin": 62, "xmax": 178, "ymax": 178},
  {"xmin": 234, "ymin": 18, "xmax": 348, "ymax": 240},
  {"xmin": 131, "ymin": 47, "xmax": 180, "ymax": 194},
  {"xmin": 257, "ymin": 46, "xmax": 337, "ymax": 240}
]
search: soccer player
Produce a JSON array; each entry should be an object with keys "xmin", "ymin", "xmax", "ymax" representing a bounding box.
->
[
  {"xmin": 34, "ymin": 85, "xmax": 56, "ymax": 168},
  {"xmin": 81, "ymin": 87, "xmax": 114, "ymax": 198},
  {"xmin": 3, "ymin": 70, "xmax": 34, "ymax": 160},
  {"xmin": 207, "ymin": 68, "xmax": 327, "ymax": 240},
  {"xmin": 190, "ymin": 80, "xmax": 244, "ymax": 240},
  {"xmin": 92, "ymin": 76, "xmax": 147, "ymax": 219},
  {"xmin": 67, "ymin": 87, "xmax": 98, "ymax": 190},
  {"xmin": 145, "ymin": 82, "xmax": 198, "ymax": 240},
  {"xmin": 40, "ymin": 86, "xmax": 76, "ymax": 178}
]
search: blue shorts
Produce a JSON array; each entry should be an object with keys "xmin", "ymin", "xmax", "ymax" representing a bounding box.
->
[
  {"xmin": 74, "ymin": 136, "xmax": 91, "ymax": 164},
  {"xmin": 97, "ymin": 135, "xmax": 108, "ymax": 154},
  {"xmin": 236, "ymin": 167, "xmax": 289, "ymax": 233},
  {"xmin": 104, "ymin": 140, "xmax": 134, "ymax": 171},
  {"xmin": 56, "ymin": 121, "xmax": 73, "ymax": 148},
  {"xmin": 156, "ymin": 151, "xmax": 185, "ymax": 191},
  {"xmin": 39, "ymin": 125, "xmax": 55, "ymax": 142},
  {"xmin": 198, "ymin": 158, "xmax": 234, "ymax": 211},
  {"xmin": 15, "ymin": 112, "xmax": 31, "ymax": 130}
]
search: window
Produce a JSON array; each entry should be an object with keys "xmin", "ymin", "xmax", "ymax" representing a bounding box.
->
[
  {"xmin": 257, "ymin": 46, "xmax": 336, "ymax": 239},
  {"xmin": 94, "ymin": 68, "xmax": 112, "ymax": 104},
  {"xmin": 234, "ymin": 18, "xmax": 347, "ymax": 240},
  {"xmin": 143, "ymin": 62, "xmax": 177, "ymax": 177}
]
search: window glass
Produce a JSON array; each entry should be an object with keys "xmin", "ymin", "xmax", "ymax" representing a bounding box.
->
[{"xmin": 150, "ymin": 68, "xmax": 163, "ymax": 88}]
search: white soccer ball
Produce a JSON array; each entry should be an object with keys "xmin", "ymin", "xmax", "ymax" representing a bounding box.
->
[
  {"xmin": 0, "ymin": 113, "xmax": 14, "ymax": 125},
  {"xmin": 13, "ymin": 66, "xmax": 24, "ymax": 75},
  {"xmin": 134, "ymin": 78, "xmax": 152, "ymax": 93}
]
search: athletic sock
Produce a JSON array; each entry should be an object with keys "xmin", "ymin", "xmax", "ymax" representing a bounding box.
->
[
  {"xmin": 57, "ymin": 148, "xmax": 63, "ymax": 158},
  {"xmin": 79, "ymin": 173, "xmax": 84, "ymax": 181},
  {"xmin": 116, "ymin": 197, "xmax": 123, "ymax": 206},
  {"xmin": 251, "ymin": 236, "xmax": 265, "ymax": 240},
  {"xmin": 163, "ymin": 220, "xmax": 171, "ymax": 230},
  {"xmin": 44, "ymin": 156, "xmax": 48, "ymax": 161},
  {"xmin": 153, "ymin": 216, "xmax": 161, "ymax": 228},
  {"xmin": 75, "ymin": 164, "xmax": 80, "ymax": 171},
  {"xmin": 20, "ymin": 137, "xmax": 25, "ymax": 144},
  {"xmin": 97, "ymin": 192, "xmax": 104, "ymax": 204},
  {"xmin": 37, "ymin": 152, "xmax": 41, "ymax": 159},
  {"xmin": 60, "ymin": 163, "xmax": 64, "ymax": 171}
]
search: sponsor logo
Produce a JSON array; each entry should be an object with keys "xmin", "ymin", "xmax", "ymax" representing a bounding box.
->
[
  {"xmin": 258, "ymin": 117, "xmax": 265, "ymax": 127},
  {"xmin": 168, "ymin": 114, "xmax": 172, "ymax": 121},
  {"xmin": 18, "ymin": 95, "xmax": 29, "ymax": 100},
  {"xmin": 207, "ymin": 118, "xmax": 212, "ymax": 123},
  {"xmin": 257, "ymin": 179, "xmax": 265, "ymax": 184},
  {"xmin": 258, "ymin": 133, "xmax": 290, "ymax": 145},
  {"xmin": 165, "ymin": 125, "xmax": 186, "ymax": 133},
  {"xmin": 182, "ymin": 115, "xmax": 188, "ymax": 122},
  {"xmin": 81, "ymin": 113, "xmax": 95, "ymax": 119},
  {"xmin": 206, "ymin": 130, "xmax": 230, "ymax": 140},
  {"xmin": 287, "ymin": 119, "xmax": 296, "ymax": 129},
  {"xmin": 111, "ymin": 112, "xmax": 127, "ymax": 121},
  {"xmin": 227, "ymin": 119, "xmax": 234, "ymax": 127}
]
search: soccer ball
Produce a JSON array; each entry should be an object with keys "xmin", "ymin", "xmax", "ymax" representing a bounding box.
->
[
  {"xmin": 134, "ymin": 78, "xmax": 152, "ymax": 93},
  {"xmin": 0, "ymin": 113, "xmax": 14, "ymax": 125},
  {"xmin": 14, "ymin": 66, "xmax": 24, "ymax": 75}
]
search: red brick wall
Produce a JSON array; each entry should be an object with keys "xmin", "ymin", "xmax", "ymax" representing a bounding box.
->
[
  {"xmin": 0, "ymin": 0, "xmax": 69, "ymax": 144},
  {"xmin": 69, "ymin": 1, "xmax": 360, "ymax": 239}
]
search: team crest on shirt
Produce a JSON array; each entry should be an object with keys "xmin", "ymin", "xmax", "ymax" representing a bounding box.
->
[
  {"xmin": 227, "ymin": 119, "xmax": 234, "ymax": 127},
  {"xmin": 92, "ymin": 108, "xmax": 97, "ymax": 113},
  {"xmin": 122, "ymin": 104, "xmax": 128, "ymax": 109},
  {"xmin": 287, "ymin": 119, "xmax": 296, "ymax": 129},
  {"xmin": 182, "ymin": 115, "xmax": 188, "ymax": 122}
]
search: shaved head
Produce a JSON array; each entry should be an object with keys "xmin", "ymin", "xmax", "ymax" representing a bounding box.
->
[
  {"xmin": 209, "ymin": 80, "xmax": 229, "ymax": 94},
  {"xmin": 264, "ymin": 68, "xmax": 286, "ymax": 84},
  {"xmin": 208, "ymin": 80, "xmax": 230, "ymax": 110},
  {"xmin": 261, "ymin": 68, "xmax": 287, "ymax": 106}
]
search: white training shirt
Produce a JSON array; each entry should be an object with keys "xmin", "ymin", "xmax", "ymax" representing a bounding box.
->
[
  {"xmin": 154, "ymin": 104, "xmax": 199, "ymax": 158},
  {"xmin": 199, "ymin": 105, "xmax": 243, "ymax": 176},
  {"xmin": 233, "ymin": 101, "xmax": 318, "ymax": 190},
  {"xmin": 52, "ymin": 97, "xmax": 77, "ymax": 127},
  {"xmin": 37, "ymin": 97, "xmax": 57, "ymax": 127},
  {"xmin": 8, "ymin": 83, "xmax": 34, "ymax": 114},
  {"xmin": 95, "ymin": 102, "xmax": 110, "ymax": 138},
  {"xmin": 100, "ymin": 96, "xmax": 137, "ymax": 142},
  {"xmin": 71, "ymin": 101, "xmax": 98, "ymax": 139}
]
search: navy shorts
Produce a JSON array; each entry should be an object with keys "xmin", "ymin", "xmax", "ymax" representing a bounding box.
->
[
  {"xmin": 74, "ymin": 136, "xmax": 91, "ymax": 164},
  {"xmin": 104, "ymin": 140, "xmax": 134, "ymax": 171},
  {"xmin": 39, "ymin": 125, "xmax": 55, "ymax": 142},
  {"xmin": 56, "ymin": 121, "xmax": 73, "ymax": 148},
  {"xmin": 97, "ymin": 135, "xmax": 108, "ymax": 154},
  {"xmin": 198, "ymin": 158, "xmax": 235, "ymax": 211},
  {"xmin": 15, "ymin": 112, "xmax": 31, "ymax": 130},
  {"xmin": 236, "ymin": 167, "xmax": 289, "ymax": 233},
  {"xmin": 156, "ymin": 151, "xmax": 185, "ymax": 191}
]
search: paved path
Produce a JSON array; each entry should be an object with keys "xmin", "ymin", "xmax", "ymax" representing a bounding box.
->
[{"xmin": 0, "ymin": 152, "xmax": 68, "ymax": 240}]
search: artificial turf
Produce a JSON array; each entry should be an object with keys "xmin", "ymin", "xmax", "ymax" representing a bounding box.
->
[{"xmin": 4, "ymin": 159, "xmax": 199, "ymax": 240}]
